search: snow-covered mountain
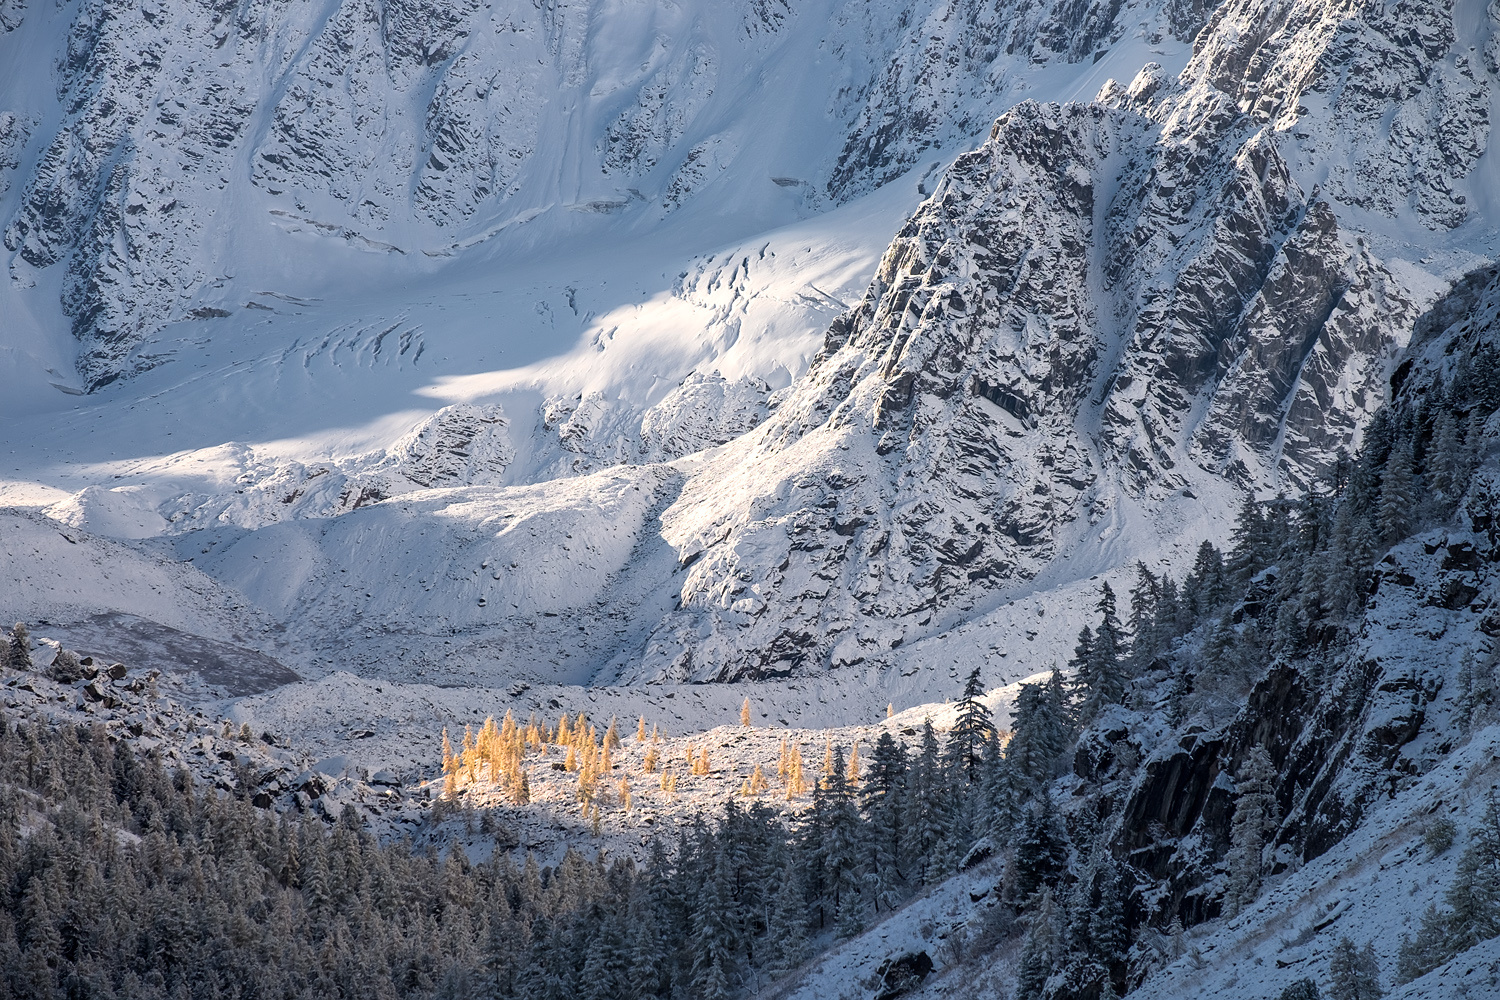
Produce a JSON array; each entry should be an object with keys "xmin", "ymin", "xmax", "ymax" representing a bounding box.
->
[{"xmin": 1, "ymin": 0, "xmax": 1498, "ymax": 696}]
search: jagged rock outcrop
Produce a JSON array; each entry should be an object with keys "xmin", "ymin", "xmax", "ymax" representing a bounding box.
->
[
  {"xmin": 1, "ymin": 0, "xmax": 1169, "ymax": 388},
  {"xmin": 624, "ymin": 0, "xmax": 1497, "ymax": 681},
  {"xmin": 1108, "ymin": 267, "xmax": 1500, "ymax": 930}
]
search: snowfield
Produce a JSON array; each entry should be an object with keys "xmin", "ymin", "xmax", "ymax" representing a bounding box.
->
[{"xmin": 4, "ymin": 0, "xmax": 1500, "ymax": 997}]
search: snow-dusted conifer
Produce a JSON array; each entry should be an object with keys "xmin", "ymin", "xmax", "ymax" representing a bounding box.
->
[
  {"xmin": 1079, "ymin": 583, "xmax": 1128, "ymax": 720},
  {"xmin": 765, "ymin": 853, "xmax": 810, "ymax": 978},
  {"xmin": 1442, "ymin": 794, "xmax": 1500, "ymax": 950},
  {"xmin": 1377, "ymin": 436, "xmax": 1417, "ymax": 546},
  {"xmin": 944, "ymin": 666, "xmax": 995, "ymax": 783},
  {"xmin": 1327, "ymin": 937, "xmax": 1383, "ymax": 1000},
  {"xmin": 1225, "ymin": 745, "xmax": 1277, "ymax": 914},
  {"xmin": 1278, "ymin": 978, "xmax": 1322, "ymax": 1000},
  {"xmin": 6, "ymin": 623, "xmax": 31, "ymax": 672},
  {"xmin": 1128, "ymin": 561, "xmax": 1162, "ymax": 670},
  {"xmin": 1015, "ymin": 886, "xmax": 1064, "ymax": 998},
  {"xmin": 1010, "ymin": 794, "xmax": 1069, "ymax": 903},
  {"xmin": 863, "ymin": 732, "xmax": 908, "ymax": 912}
]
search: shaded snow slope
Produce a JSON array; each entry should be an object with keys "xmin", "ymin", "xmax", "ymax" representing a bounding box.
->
[
  {"xmin": 0, "ymin": 0, "xmax": 1191, "ymax": 390},
  {"xmin": 1, "ymin": 0, "xmax": 1499, "ymax": 708}
]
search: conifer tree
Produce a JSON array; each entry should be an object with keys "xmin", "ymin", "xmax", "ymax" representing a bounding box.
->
[
  {"xmin": 1007, "ymin": 670, "xmax": 1072, "ymax": 788},
  {"xmin": 1327, "ymin": 937, "xmax": 1383, "ymax": 1000},
  {"xmin": 1015, "ymin": 887, "xmax": 1064, "ymax": 998},
  {"xmin": 1442, "ymin": 794, "xmax": 1500, "ymax": 951},
  {"xmin": 863, "ymin": 732, "xmax": 908, "ymax": 912},
  {"xmin": 740, "ymin": 698, "xmax": 752, "ymax": 727},
  {"xmin": 1228, "ymin": 495, "xmax": 1274, "ymax": 583},
  {"xmin": 765, "ymin": 854, "xmax": 810, "ymax": 979},
  {"xmin": 1225, "ymin": 746, "xmax": 1277, "ymax": 914},
  {"xmin": 1010, "ymin": 795, "xmax": 1069, "ymax": 903},
  {"xmin": 816, "ymin": 747, "xmax": 866, "ymax": 938},
  {"xmin": 944, "ymin": 667, "xmax": 996, "ymax": 784},
  {"xmin": 637, "ymin": 716, "xmax": 647, "ymax": 742},
  {"xmin": 1128, "ymin": 561, "xmax": 1162, "ymax": 671},
  {"xmin": 1278, "ymin": 979, "xmax": 1322, "ymax": 1000},
  {"xmin": 1078, "ymin": 583, "xmax": 1129, "ymax": 720},
  {"xmin": 692, "ymin": 843, "xmax": 740, "ymax": 1000},
  {"xmin": 1377, "ymin": 436, "xmax": 1417, "ymax": 546},
  {"xmin": 906, "ymin": 720, "xmax": 950, "ymax": 885},
  {"xmin": 7, "ymin": 623, "xmax": 31, "ymax": 672},
  {"xmin": 1183, "ymin": 541, "xmax": 1228, "ymax": 622}
]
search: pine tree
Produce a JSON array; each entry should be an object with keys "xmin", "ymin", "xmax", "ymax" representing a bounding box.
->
[
  {"xmin": 1224, "ymin": 746, "xmax": 1277, "ymax": 914},
  {"xmin": 1228, "ymin": 495, "xmax": 1273, "ymax": 583},
  {"xmin": 1327, "ymin": 937, "xmax": 1383, "ymax": 1000},
  {"xmin": 740, "ymin": 698, "xmax": 752, "ymax": 727},
  {"xmin": 1278, "ymin": 979, "xmax": 1322, "ymax": 1000},
  {"xmin": 815, "ymin": 747, "xmax": 865, "ymax": 938},
  {"xmin": 1014, "ymin": 886, "xmax": 1063, "ymax": 998},
  {"xmin": 1007, "ymin": 671, "xmax": 1072, "ymax": 788},
  {"xmin": 692, "ymin": 843, "xmax": 740, "ymax": 1000},
  {"xmin": 1442, "ymin": 794, "xmax": 1500, "ymax": 950},
  {"xmin": 765, "ymin": 854, "xmax": 810, "ymax": 979},
  {"xmin": 906, "ymin": 720, "xmax": 950, "ymax": 886},
  {"xmin": 1429, "ymin": 407, "xmax": 1462, "ymax": 508},
  {"xmin": 944, "ymin": 667, "xmax": 996, "ymax": 784},
  {"xmin": 7, "ymin": 623, "xmax": 32, "ymax": 672},
  {"xmin": 1395, "ymin": 905, "xmax": 1448, "ymax": 984},
  {"xmin": 1010, "ymin": 795, "xmax": 1069, "ymax": 903},
  {"xmin": 1183, "ymin": 541, "xmax": 1228, "ymax": 623},
  {"xmin": 1079, "ymin": 583, "xmax": 1128, "ymax": 720},
  {"xmin": 1377, "ymin": 436, "xmax": 1417, "ymax": 546},
  {"xmin": 1128, "ymin": 561, "xmax": 1162, "ymax": 671},
  {"xmin": 863, "ymin": 732, "xmax": 908, "ymax": 912}
]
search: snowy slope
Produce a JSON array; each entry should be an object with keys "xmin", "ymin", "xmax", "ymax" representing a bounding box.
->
[{"xmin": 0, "ymin": 0, "xmax": 1497, "ymax": 724}]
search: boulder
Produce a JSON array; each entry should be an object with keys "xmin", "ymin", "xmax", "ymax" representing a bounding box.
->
[{"xmin": 874, "ymin": 952, "xmax": 934, "ymax": 1000}]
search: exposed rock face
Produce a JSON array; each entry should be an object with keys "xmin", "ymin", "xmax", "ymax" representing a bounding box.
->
[
  {"xmin": 1110, "ymin": 267, "xmax": 1500, "ymax": 929},
  {"xmin": 0, "ymin": 0, "xmax": 1179, "ymax": 389},
  {"xmin": 389, "ymin": 403, "xmax": 514, "ymax": 489},
  {"xmin": 624, "ymin": 0, "xmax": 1497, "ymax": 680},
  {"xmin": 638, "ymin": 372, "xmax": 773, "ymax": 464}
]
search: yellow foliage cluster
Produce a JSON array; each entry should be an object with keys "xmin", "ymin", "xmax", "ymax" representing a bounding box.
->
[
  {"xmin": 779, "ymin": 738, "xmax": 810, "ymax": 798},
  {"xmin": 441, "ymin": 711, "xmax": 532, "ymax": 805},
  {"xmin": 441, "ymin": 708, "xmax": 664, "ymax": 820}
]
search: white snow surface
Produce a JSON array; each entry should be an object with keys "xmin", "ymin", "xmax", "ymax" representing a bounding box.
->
[{"xmin": 0, "ymin": 0, "xmax": 1495, "ymax": 768}]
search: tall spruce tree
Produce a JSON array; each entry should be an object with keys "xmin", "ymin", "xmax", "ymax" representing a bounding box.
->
[
  {"xmin": 1078, "ymin": 583, "xmax": 1128, "ymax": 720},
  {"xmin": 1225, "ymin": 746, "xmax": 1277, "ymax": 914},
  {"xmin": 7, "ymin": 622, "xmax": 32, "ymax": 672},
  {"xmin": 944, "ymin": 667, "xmax": 996, "ymax": 784},
  {"xmin": 862, "ymin": 732, "xmax": 908, "ymax": 912},
  {"xmin": 1007, "ymin": 672, "xmax": 1072, "ymax": 787},
  {"xmin": 1128, "ymin": 562, "xmax": 1163, "ymax": 672},
  {"xmin": 1377, "ymin": 436, "xmax": 1418, "ymax": 546},
  {"xmin": 1010, "ymin": 794, "xmax": 1069, "ymax": 903},
  {"xmin": 1014, "ymin": 886, "xmax": 1064, "ymax": 998},
  {"xmin": 1327, "ymin": 938, "xmax": 1383, "ymax": 1000}
]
